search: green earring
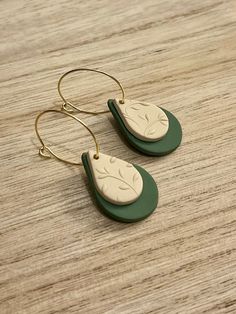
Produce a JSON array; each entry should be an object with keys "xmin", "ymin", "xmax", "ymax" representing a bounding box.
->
[
  {"xmin": 58, "ymin": 68, "xmax": 182, "ymax": 156},
  {"xmin": 35, "ymin": 109, "xmax": 158, "ymax": 223}
]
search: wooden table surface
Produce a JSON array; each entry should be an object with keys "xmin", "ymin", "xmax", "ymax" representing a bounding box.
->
[{"xmin": 1, "ymin": 1, "xmax": 236, "ymax": 313}]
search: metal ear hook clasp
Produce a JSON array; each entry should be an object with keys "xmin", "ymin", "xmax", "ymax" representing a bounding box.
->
[
  {"xmin": 39, "ymin": 146, "xmax": 51, "ymax": 159},
  {"xmin": 35, "ymin": 109, "xmax": 100, "ymax": 166},
  {"xmin": 61, "ymin": 102, "xmax": 74, "ymax": 113}
]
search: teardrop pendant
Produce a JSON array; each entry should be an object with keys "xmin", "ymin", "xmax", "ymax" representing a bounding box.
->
[
  {"xmin": 87, "ymin": 150, "xmax": 143, "ymax": 205},
  {"xmin": 82, "ymin": 151, "xmax": 158, "ymax": 222},
  {"xmin": 108, "ymin": 99, "xmax": 182, "ymax": 156},
  {"xmin": 113, "ymin": 99, "xmax": 169, "ymax": 142}
]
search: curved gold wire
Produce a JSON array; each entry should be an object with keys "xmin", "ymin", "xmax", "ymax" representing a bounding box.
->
[
  {"xmin": 57, "ymin": 68, "xmax": 125, "ymax": 114},
  {"xmin": 35, "ymin": 109, "xmax": 100, "ymax": 166}
]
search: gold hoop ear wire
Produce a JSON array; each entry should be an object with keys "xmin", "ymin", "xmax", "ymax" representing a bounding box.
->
[
  {"xmin": 57, "ymin": 68, "xmax": 125, "ymax": 114},
  {"xmin": 35, "ymin": 109, "xmax": 100, "ymax": 166}
]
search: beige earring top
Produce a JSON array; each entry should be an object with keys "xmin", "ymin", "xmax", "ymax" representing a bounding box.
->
[
  {"xmin": 35, "ymin": 109, "xmax": 100, "ymax": 166},
  {"xmin": 57, "ymin": 68, "xmax": 126, "ymax": 114}
]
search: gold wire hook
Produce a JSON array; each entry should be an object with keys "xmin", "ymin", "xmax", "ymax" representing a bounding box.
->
[
  {"xmin": 35, "ymin": 109, "xmax": 100, "ymax": 166},
  {"xmin": 57, "ymin": 68, "xmax": 125, "ymax": 114}
]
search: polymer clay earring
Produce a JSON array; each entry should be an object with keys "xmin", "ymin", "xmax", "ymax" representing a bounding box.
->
[
  {"xmin": 58, "ymin": 68, "xmax": 182, "ymax": 156},
  {"xmin": 35, "ymin": 109, "xmax": 158, "ymax": 222}
]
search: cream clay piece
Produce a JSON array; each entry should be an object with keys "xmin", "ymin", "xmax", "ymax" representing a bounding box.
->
[
  {"xmin": 87, "ymin": 150, "xmax": 143, "ymax": 205},
  {"xmin": 113, "ymin": 99, "xmax": 169, "ymax": 142}
]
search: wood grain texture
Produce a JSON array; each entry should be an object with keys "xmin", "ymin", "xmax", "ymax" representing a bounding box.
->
[{"xmin": 0, "ymin": 0, "xmax": 236, "ymax": 313}]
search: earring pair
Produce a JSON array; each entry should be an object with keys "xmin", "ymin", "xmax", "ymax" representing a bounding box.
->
[{"xmin": 35, "ymin": 68, "xmax": 182, "ymax": 223}]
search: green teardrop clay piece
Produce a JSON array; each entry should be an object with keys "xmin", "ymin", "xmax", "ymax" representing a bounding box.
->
[
  {"xmin": 108, "ymin": 99, "xmax": 182, "ymax": 156},
  {"xmin": 82, "ymin": 153, "xmax": 158, "ymax": 223}
]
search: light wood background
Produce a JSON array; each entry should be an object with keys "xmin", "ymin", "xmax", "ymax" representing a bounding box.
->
[{"xmin": 0, "ymin": 0, "xmax": 236, "ymax": 313}]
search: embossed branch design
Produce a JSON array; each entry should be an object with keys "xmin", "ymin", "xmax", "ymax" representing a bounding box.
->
[
  {"xmin": 121, "ymin": 102, "xmax": 168, "ymax": 137},
  {"xmin": 141, "ymin": 113, "xmax": 168, "ymax": 137},
  {"xmin": 95, "ymin": 157, "xmax": 140, "ymax": 195}
]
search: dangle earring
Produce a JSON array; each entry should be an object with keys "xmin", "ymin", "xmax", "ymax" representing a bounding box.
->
[
  {"xmin": 35, "ymin": 109, "xmax": 158, "ymax": 223},
  {"xmin": 58, "ymin": 68, "xmax": 182, "ymax": 156}
]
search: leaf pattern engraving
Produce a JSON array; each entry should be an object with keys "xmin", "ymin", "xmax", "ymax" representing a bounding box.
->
[
  {"xmin": 145, "ymin": 113, "xmax": 149, "ymax": 122},
  {"xmin": 89, "ymin": 151, "xmax": 143, "ymax": 205},
  {"xmin": 96, "ymin": 168, "xmax": 107, "ymax": 174},
  {"xmin": 133, "ymin": 172, "xmax": 139, "ymax": 184},
  {"xmin": 129, "ymin": 102, "xmax": 150, "ymax": 107},
  {"xmin": 95, "ymin": 163, "xmax": 140, "ymax": 195},
  {"xmin": 130, "ymin": 106, "xmax": 139, "ymax": 110},
  {"xmin": 117, "ymin": 100, "xmax": 169, "ymax": 140},
  {"xmin": 126, "ymin": 163, "xmax": 133, "ymax": 168},
  {"xmin": 144, "ymin": 113, "xmax": 168, "ymax": 136},
  {"xmin": 97, "ymin": 175, "xmax": 107, "ymax": 179},
  {"xmin": 123, "ymin": 113, "xmax": 139, "ymax": 127},
  {"xmin": 147, "ymin": 128, "xmax": 156, "ymax": 135},
  {"xmin": 138, "ymin": 114, "xmax": 146, "ymax": 121},
  {"xmin": 110, "ymin": 156, "xmax": 116, "ymax": 163},
  {"xmin": 119, "ymin": 185, "xmax": 130, "ymax": 190},
  {"xmin": 158, "ymin": 113, "xmax": 168, "ymax": 126},
  {"xmin": 104, "ymin": 167, "xmax": 109, "ymax": 174},
  {"xmin": 96, "ymin": 167, "xmax": 109, "ymax": 177},
  {"xmin": 119, "ymin": 169, "xmax": 124, "ymax": 179}
]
